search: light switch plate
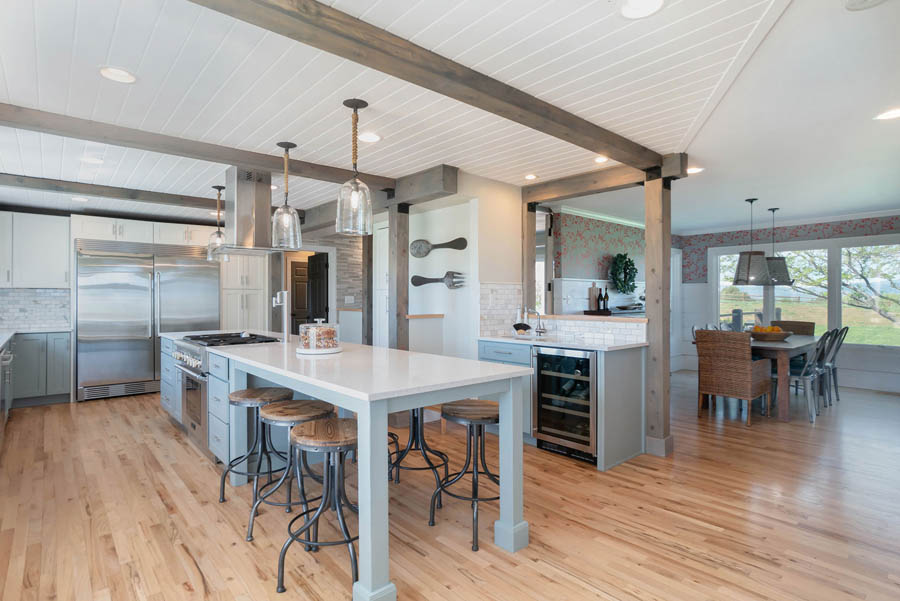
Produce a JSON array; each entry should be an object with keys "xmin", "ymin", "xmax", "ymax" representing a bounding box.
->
[{"xmin": 344, "ymin": 295, "xmax": 354, "ymax": 304}]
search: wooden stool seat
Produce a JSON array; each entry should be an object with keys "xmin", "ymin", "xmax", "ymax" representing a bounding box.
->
[
  {"xmin": 260, "ymin": 400, "xmax": 333, "ymax": 425},
  {"xmin": 228, "ymin": 387, "xmax": 293, "ymax": 407},
  {"xmin": 291, "ymin": 417, "xmax": 357, "ymax": 450},
  {"xmin": 442, "ymin": 399, "xmax": 499, "ymax": 425}
]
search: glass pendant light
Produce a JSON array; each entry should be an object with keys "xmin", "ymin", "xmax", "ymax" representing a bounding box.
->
[
  {"xmin": 765, "ymin": 208, "xmax": 794, "ymax": 286},
  {"xmin": 207, "ymin": 185, "xmax": 228, "ymax": 262},
  {"xmin": 733, "ymin": 198, "xmax": 771, "ymax": 286},
  {"xmin": 272, "ymin": 141, "xmax": 302, "ymax": 249},
  {"xmin": 336, "ymin": 98, "xmax": 373, "ymax": 235}
]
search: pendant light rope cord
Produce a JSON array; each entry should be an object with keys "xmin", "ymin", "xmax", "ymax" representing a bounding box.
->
[
  {"xmin": 351, "ymin": 109, "xmax": 359, "ymax": 177},
  {"xmin": 215, "ymin": 188, "xmax": 221, "ymax": 230},
  {"xmin": 282, "ymin": 148, "xmax": 290, "ymax": 205}
]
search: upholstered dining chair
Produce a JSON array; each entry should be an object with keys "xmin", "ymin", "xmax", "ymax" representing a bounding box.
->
[
  {"xmin": 771, "ymin": 320, "xmax": 815, "ymax": 335},
  {"xmin": 696, "ymin": 330, "xmax": 772, "ymax": 426}
]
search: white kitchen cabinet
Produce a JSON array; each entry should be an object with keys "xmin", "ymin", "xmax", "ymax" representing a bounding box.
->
[
  {"xmin": 222, "ymin": 289, "xmax": 244, "ymax": 330},
  {"xmin": 222, "ymin": 289, "xmax": 265, "ymax": 331},
  {"xmin": 222, "ymin": 255, "xmax": 265, "ymax": 289},
  {"xmin": 0, "ymin": 212, "xmax": 11, "ymax": 288},
  {"xmin": 185, "ymin": 224, "xmax": 216, "ymax": 246},
  {"xmin": 12, "ymin": 213, "xmax": 70, "ymax": 288},
  {"xmin": 244, "ymin": 290, "xmax": 263, "ymax": 330},
  {"xmin": 154, "ymin": 222, "xmax": 188, "ymax": 245},
  {"xmin": 117, "ymin": 218, "xmax": 154, "ymax": 243}
]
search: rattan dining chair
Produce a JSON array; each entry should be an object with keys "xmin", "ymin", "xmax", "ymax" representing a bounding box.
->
[
  {"xmin": 696, "ymin": 330, "xmax": 772, "ymax": 426},
  {"xmin": 771, "ymin": 320, "xmax": 815, "ymax": 335},
  {"xmin": 774, "ymin": 330, "xmax": 834, "ymax": 423}
]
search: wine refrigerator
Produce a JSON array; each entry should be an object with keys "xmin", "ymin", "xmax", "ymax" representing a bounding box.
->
[{"xmin": 532, "ymin": 346, "xmax": 597, "ymax": 462}]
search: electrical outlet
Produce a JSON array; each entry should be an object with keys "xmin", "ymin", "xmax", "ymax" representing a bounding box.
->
[{"xmin": 344, "ymin": 295, "xmax": 355, "ymax": 304}]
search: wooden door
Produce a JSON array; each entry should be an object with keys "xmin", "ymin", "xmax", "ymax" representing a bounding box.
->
[
  {"xmin": 307, "ymin": 253, "xmax": 329, "ymax": 322},
  {"xmin": 290, "ymin": 261, "xmax": 309, "ymax": 331}
]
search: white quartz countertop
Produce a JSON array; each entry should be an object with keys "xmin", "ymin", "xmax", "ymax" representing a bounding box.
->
[
  {"xmin": 0, "ymin": 326, "xmax": 73, "ymax": 349},
  {"xmin": 208, "ymin": 338, "xmax": 532, "ymax": 402},
  {"xmin": 479, "ymin": 336, "xmax": 648, "ymax": 352}
]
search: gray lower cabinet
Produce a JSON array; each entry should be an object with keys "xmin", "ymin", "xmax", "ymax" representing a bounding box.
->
[
  {"xmin": 159, "ymin": 348, "xmax": 182, "ymax": 422},
  {"xmin": 477, "ymin": 340, "xmax": 533, "ymax": 438},
  {"xmin": 207, "ymin": 373, "xmax": 230, "ymax": 463},
  {"xmin": 12, "ymin": 332, "xmax": 70, "ymax": 399}
]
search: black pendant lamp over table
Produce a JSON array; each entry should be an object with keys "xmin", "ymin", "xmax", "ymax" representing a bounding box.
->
[
  {"xmin": 336, "ymin": 98, "xmax": 373, "ymax": 236},
  {"xmin": 272, "ymin": 141, "xmax": 303, "ymax": 249},
  {"xmin": 733, "ymin": 198, "xmax": 770, "ymax": 286},
  {"xmin": 766, "ymin": 207, "xmax": 794, "ymax": 286}
]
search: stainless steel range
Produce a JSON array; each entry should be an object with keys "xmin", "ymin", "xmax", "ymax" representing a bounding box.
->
[{"xmin": 173, "ymin": 332, "xmax": 278, "ymax": 450}]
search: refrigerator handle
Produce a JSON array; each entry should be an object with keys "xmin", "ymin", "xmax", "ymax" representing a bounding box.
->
[
  {"xmin": 155, "ymin": 271, "xmax": 161, "ymax": 337},
  {"xmin": 147, "ymin": 272, "xmax": 154, "ymax": 339}
]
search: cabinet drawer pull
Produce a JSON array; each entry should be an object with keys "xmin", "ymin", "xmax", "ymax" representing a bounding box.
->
[{"xmin": 494, "ymin": 350, "xmax": 512, "ymax": 355}]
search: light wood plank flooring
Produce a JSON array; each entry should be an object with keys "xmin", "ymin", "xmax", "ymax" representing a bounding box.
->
[{"xmin": 1, "ymin": 372, "xmax": 899, "ymax": 600}]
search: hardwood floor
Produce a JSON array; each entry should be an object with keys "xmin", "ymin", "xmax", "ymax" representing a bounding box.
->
[{"xmin": 2, "ymin": 371, "xmax": 899, "ymax": 601}]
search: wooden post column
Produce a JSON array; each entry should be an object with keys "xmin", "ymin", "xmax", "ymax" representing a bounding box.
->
[
  {"xmin": 644, "ymin": 174, "xmax": 673, "ymax": 457},
  {"xmin": 388, "ymin": 203, "xmax": 410, "ymax": 350},
  {"xmin": 362, "ymin": 234, "xmax": 374, "ymax": 345},
  {"xmin": 522, "ymin": 203, "xmax": 537, "ymax": 311}
]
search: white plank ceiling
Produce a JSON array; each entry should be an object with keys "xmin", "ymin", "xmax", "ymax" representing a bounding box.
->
[{"xmin": 0, "ymin": 0, "xmax": 786, "ymax": 220}]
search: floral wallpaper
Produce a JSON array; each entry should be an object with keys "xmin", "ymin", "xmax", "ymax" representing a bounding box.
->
[
  {"xmin": 553, "ymin": 212, "xmax": 645, "ymax": 280},
  {"xmin": 552, "ymin": 212, "xmax": 900, "ymax": 285},
  {"xmin": 676, "ymin": 214, "xmax": 900, "ymax": 283}
]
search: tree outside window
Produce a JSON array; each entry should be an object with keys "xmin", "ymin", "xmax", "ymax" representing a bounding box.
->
[
  {"xmin": 841, "ymin": 244, "xmax": 900, "ymax": 346},
  {"xmin": 774, "ymin": 249, "xmax": 828, "ymax": 336}
]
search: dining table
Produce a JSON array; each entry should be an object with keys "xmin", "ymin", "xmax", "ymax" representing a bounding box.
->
[{"xmin": 750, "ymin": 334, "xmax": 818, "ymax": 421}]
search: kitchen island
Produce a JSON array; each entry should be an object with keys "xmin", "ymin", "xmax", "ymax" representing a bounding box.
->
[{"xmin": 207, "ymin": 337, "xmax": 531, "ymax": 601}]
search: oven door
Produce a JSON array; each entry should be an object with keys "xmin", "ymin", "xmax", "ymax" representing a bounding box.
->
[{"xmin": 176, "ymin": 364, "xmax": 207, "ymax": 451}]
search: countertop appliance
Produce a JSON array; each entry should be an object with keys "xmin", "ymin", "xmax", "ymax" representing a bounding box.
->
[
  {"xmin": 532, "ymin": 346, "xmax": 597, "ymax": 462},
  {"xmin": 172, "ymin": 332, "xmax": 278, "ymax": 451},
  {"xmin": 0, "ymin": 346, "xmax": 13, "ymax": 446},
  {"xmin": 76, "ymin": 240, "xmax": 220, "ymax": 401}
]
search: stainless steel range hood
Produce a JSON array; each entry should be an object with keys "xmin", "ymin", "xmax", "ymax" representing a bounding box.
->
[{"xmin": 214, "ymin": 166, "xmax": 284, "ymax": 256}]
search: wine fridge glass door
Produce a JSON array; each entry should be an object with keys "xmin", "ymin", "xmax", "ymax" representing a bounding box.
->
[{"xmin": 533, "ymin": 347, "xmax": 597, "ymax": 455}]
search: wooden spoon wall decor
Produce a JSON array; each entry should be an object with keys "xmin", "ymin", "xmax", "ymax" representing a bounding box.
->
[{"xmin": 409, "ymin": 237, "xmax": 467, "ymax": 258}]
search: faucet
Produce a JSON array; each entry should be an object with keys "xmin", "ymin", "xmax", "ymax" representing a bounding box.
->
[
  {"xmin": 272, "ymin": 290, "xmax": 290, "ymax": 346},
  {"xmin": 526, "ymin": 306, "xmax": 547, "ymax": 337}
]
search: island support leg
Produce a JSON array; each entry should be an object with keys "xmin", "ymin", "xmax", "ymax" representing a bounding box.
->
[
  {"xmin": 494, "ymin": 376, "xmax": 529, "ymax": 551},
  {"xmin": 353, "ymin": 403, "xmax": 397, "ymax": 601}
]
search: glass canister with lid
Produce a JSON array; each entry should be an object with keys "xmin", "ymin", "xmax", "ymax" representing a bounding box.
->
[{"xmin": 296, "ymin": 318, "xmax": 342, "ymax": 355}]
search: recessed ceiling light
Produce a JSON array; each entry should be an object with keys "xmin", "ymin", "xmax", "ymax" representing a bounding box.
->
[
  {"xmin": 594, "ymin": 155, "xmax": 609, "ymax": 164},
  {"xmin": 686, "ymin": 166, "xmax": 704, "ymax": 174},
  {"xmin": 874, "ymin": 107, "xmax": 900, "ymax": 120},
  {"xmin": 271, "ymin": 184, "xmax": 278, "ymax": 190},
  {"xmin": 99, "ymin": 66, "xmax": 137, "ymax": 84},
  {"xmin": 620, "ymin": 0, "xmax": 664, "ymax": 19},
  {"xmin": 525, "ymin": 174, "xmax": 537, "ymax": 180},
  {"xmin": 81, "ymin": 156, "xmax": 104, "ymax": 165},
  {"xmin": 358, "ymin": 131, "xmax": 381, "ymax": 143},
  {"xmin": 71, "ymin": 196, "xmax": 90, "ymax": 202}
]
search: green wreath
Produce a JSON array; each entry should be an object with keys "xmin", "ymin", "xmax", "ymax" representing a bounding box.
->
[{"xmin": 609, "ymin": 253, "xmax": 637, "ymax": 294}]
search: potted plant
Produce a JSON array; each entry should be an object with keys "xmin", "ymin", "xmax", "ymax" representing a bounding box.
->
[{"xmin": 609, "ymin": 253, "xmax": 637, "ymax": 295}]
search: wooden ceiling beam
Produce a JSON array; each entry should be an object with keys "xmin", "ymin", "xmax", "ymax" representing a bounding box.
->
[
  {"xmin": 0, "ymin": 102, "xmax": 396, "ymax": 189},
  {"xmin": 0, "ymin": 172, "xmax": 216, "ymax": 210},
  {"xmin": 188, "ymin": 0, "xmax": 663, "ymax": 171}
]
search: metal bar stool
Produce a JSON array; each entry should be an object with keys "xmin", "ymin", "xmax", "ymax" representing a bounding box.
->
[
  {"xmin": 246, "ymin": 399, "xmax": 335, "ymax": 541},
  {"xmin": 219, "ymin": 387, "xmax": 293, "ymax": 504},
  {"xmin": 391, "ymin": 408, "xmax": 449, "ymax": 505},
  {"xmin": 428, "ymin": 400, "xmax": 500, "ymax": 551},
  {"xmin": 277, "ymin": 417, "xmax": 359, "ymax": 592}
]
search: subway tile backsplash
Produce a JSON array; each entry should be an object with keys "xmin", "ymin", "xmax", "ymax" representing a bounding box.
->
[{"xmin": 0, "ymin": 288, "xmax": 71, "ymax": 330}]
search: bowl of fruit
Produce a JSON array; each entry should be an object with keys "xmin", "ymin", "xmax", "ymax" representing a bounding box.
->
[{"xmin": 749, "ymin": 325, "xmax": 792, "ymax": 342}]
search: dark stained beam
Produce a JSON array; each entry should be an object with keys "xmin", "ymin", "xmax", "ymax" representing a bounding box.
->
[
  {"xmin": 0, "ymin": 172, "xmax": 216, "ymax": 209},
  {"xmin": 188, "ymin": 0, "xmax": 663, "ymax": 171},
  {"xmin": 0, "ymin": 102, "xmax": 395, "ymax": 189},
  {"xmin": 389, "ymin": 165, "xmax": 458, "ymax": 206}
]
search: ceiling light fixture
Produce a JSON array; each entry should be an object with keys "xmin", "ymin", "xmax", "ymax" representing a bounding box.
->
[
  {"xmin": 874, "ymin": 107, "xmax": 900, "ymax": 120},
  {"xmin": 81, "ymin": 157, "xmax": 104, "ymax": 165},
  {"xmin": 271, "ymin": 184, "xmax": 278, "ymax": 190},
  {"xmin": 358, "ymin": 131, "xmax": 381, "ymax": 143},
  {"xmin": 272, "ymin": 142, "xmax": 303, "ymax": 249},
  {"xmin": 99, "ymin": 66, "xmax": 137, "ymax": 84},
  {"xmin": 594, "ymin": 155, "xmax": 609, "ymax": 164},
  {"xmin": 732, "ymin": 198, "xmax": 770, "ymax": 286},
  {"xmin": 336, "ymin": 99, "xmax": 373, "ymax": 236},
  {"xmin": 620, "ymin": 0, "xmax": 664, "ymax": 20},
  {"xmin": 525, "ymin": 174, "xmax": 537, "ymax": 180},
  {"xmin": 207, "ymin": 185, "xmax": 227, "ymax": 262},
  {"xmin": 71, "ymin": 196, "xmax": 89, "ymax": 202},
  {"xmin": 765, "ymin": 208, "xmax": 794, "ymax": 286},
  {"xmin": 686, "ymin": 166, "xmax": 704, "ymax": 174}
]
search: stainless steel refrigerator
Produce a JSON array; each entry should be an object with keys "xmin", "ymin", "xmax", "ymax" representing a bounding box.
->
[{"xmin": 76, "ymin": 240, "xmax": 219, "ymax": 400}]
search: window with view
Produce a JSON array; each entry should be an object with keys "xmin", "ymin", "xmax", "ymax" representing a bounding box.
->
[
  {"xmin": 841, "ymin": 244, "xmax": 900, "ymax": 346},
  {"xmin": 718, "ymin": 254, "xmax": 763, "ymax": 331},
  {"xmin": 773, "ymin": 249, "xmax": 829, "ymax": 335}
]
